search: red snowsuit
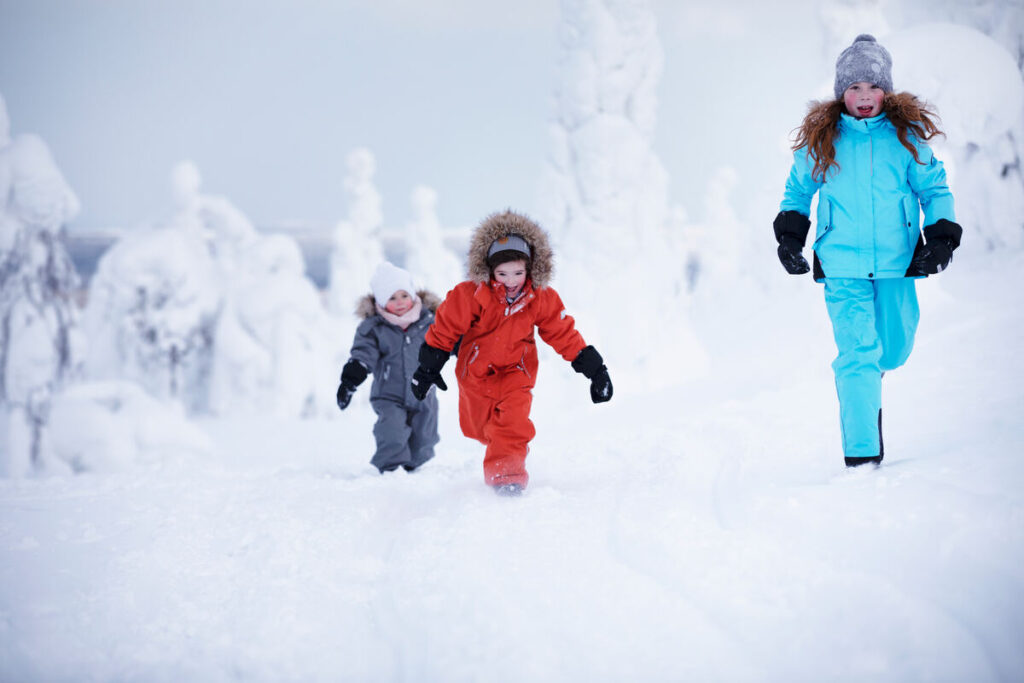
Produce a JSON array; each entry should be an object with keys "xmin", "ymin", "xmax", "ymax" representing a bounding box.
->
[{"xmin": 425, "ymin": 278, "xmax": 587, "ymax": 487}]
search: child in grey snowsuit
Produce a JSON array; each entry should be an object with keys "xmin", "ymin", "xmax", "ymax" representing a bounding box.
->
[{"xmin": 336, "ymin": 262, "xmax": 442, "ymax": 473}]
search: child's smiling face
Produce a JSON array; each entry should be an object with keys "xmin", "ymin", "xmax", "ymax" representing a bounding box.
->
[
  {"xmin": 843, "ymin": 81, "xmax": 884, "ymax": 118},
  {"xmin": 493, "ymin": 260, "xmax": 527, "ymax": 298},
  {"xmin": 384, "ymin": 289, "xmax": 414, "ymax": 315}
]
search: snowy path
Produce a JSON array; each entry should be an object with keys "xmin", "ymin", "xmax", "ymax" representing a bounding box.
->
[{"xmin": 3, "ymin": 254, "xmax": 1023, "ymax": 681}]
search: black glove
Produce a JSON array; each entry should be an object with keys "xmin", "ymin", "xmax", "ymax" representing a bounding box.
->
[
  {"xmin": 336, "ymin": 359, "xmax": 368, "ymax": 411},
  {"xmin": 773, "ymin": 211, "xmax": 811, "ymax": 275},
  {"xmin": 905, "ymin": 219, "xmax": 963, "ymax": 276},
  {"xmin": 572, "ymin": 345, "xmax": 613, "ymax": 404},
  {"xmin": 411, "ymin": 343, "xmax": 449, "ymax": 401}
]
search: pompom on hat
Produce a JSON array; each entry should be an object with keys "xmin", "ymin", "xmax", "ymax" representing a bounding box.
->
[
  {"xmin": 370, "ymin": 261, "xmax": 417, "ymax": 308},
  {"xmin": 834, "ymin": 34, "xmax": 893, "ymax": 100}
]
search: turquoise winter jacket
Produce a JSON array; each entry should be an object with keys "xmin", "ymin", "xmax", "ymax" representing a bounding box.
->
[{"xmin": 780, "ymin": 112, "xmax": 956, "ymax": 281}]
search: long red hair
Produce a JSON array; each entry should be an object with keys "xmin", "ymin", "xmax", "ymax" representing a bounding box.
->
[{"xmin": 791, "ymin": 92, "xmax": 944, "ymax": 182}]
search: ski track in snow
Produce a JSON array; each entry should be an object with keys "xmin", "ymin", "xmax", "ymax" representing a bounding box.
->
[{"xmin": 2, "ymin": 254, "xmax": 1024, "ymax": 681}]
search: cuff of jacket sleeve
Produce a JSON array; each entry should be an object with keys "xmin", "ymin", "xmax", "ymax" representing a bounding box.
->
[{"xmin": 773, "ymin": 211, "xmax": 811, "ymax": 246}]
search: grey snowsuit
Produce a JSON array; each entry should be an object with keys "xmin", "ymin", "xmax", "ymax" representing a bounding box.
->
[{"xmin": 348, "ymin": 293, "xmax": 440, "ymax": 472}]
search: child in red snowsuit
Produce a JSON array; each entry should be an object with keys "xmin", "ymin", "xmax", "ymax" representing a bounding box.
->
[{"xmin": 410, "ymin": 210, "xmax": 613, "ymax": 496}]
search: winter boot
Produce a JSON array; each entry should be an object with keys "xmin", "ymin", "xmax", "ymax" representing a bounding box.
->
[
  {"xmin": 845, "ymin": 409, "xmax": 884, "ymax": 468},
  {"xmin": 493, "ymin": 483, "xmax": 524, "ymax": 497},
  {"xmin": 845, "ymin": 455, "xmax": 883, "ymax": 468}
]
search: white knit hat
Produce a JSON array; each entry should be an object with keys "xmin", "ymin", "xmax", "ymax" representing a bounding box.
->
[{"xmin": 370, "ymin": 262, "xmax": 416, "ymax": 307}]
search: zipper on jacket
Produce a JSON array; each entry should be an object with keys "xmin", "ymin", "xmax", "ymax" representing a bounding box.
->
[
  {"xmin": 504, "ymin": 293, "xmax": 534, "ymax": 317},
  {"xmin": 516, "ymin": 350, "xmax": 532, "ymax": 379},
  {"xmin": 462, "ymin": 345, "xmax": 480, "ymax": 379}
]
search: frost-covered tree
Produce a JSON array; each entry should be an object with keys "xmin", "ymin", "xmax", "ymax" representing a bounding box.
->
[
  {"xmin": 887, "ymin": 0, "xmax": 1023, "ymax": 67},
  {"xmin": 170, "ymin": 160, "xmax": 259, "ymax": 265},
  {"xmin": 888, "ymin": 0, "xmax": 1024, "ymax": 250},
  {"xmin": 82, "ymin": 217, "xmax": 220, "ymax": 412},
  {"xmin": 402, "ymin": 185, "xmax": 462, "ymax": 292},
  {"xmin": 328, "ymin": 148, "xmax": 385, "ymax": 317},
  {"xmin": 679, "ymin": 167, "xmax": 745, "ymax": 295},
  {"xmin": 85, "ymin": 161, "xmax": 339, "ymax": 417},
  {"xmin": 888, "ymin": 23, "xmax": 1024, "ymax": 251},
  {"xmin": 543, "ymin": 0, "xmax": 704, "ymax": 384},
  {"xmin": 0, "ymin": 93, "xmax": 83, "ymax": 476},
  {"xmin": 171, "ymin": 160, "xmax": 339, "ymax": 417},
  {"xmin": 208, "ymin": 232, "xmax": 340, "ymax": 418}
]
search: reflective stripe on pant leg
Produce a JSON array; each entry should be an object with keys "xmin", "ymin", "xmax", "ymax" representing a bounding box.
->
[
  {"xmin": 824, "ymin": 278, "xmax": 883, "ymax": 459},
  {"xmin": 875, "ymin": 278, "xmax": 920, "ymax": 372}
]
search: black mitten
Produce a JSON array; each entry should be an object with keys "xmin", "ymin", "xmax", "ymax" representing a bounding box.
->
[
  {"xmin": 773, "ymin": 211, "xmax": 811, "ymax": 275},
  {"xmin": 572, "ymin": 345, "xmax": 613, "ymax": 404},
  {"xmin": 905, "ymin": 219, "xmax": 963, "ymax": 276},
  {"xmin": 411, "ymin": 343, "xmax": 449, "ymax": 401},
  {"xmin": 336, "ymin": 384, "xmax": 355, "ymax": 410},
  {"xmin": 336, "ymin": 359, "xmax": 368, "ymax": 411}
]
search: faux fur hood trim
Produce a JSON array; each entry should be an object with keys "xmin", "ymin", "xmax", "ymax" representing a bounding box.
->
[
  {"xmin": 467, "ymin": 209, "xmax": 554, "ymax": 288},
  {"xmin": 356, "ymin": 289, "xmax": 441, "ymax": 319}
]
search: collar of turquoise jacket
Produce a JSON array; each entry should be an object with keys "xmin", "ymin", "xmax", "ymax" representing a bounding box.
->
[{"xmin": 839, "ymin": 111, "xmax": 892, "ymax": 134}]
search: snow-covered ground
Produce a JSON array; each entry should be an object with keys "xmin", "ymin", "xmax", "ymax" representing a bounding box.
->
[{"xmin": 2, "ymin": 248, "xmax": 1021, "ymax": 682}]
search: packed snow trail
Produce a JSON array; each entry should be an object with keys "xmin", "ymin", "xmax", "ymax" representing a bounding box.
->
[{"xmin": 2, "ymin": 253, "xmax": 1023, "ymax": 681}]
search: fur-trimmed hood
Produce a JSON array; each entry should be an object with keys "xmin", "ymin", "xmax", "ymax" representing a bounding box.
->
[
  {"xmin": 356, "ymin": 289, "xmax": 441, "ymax": 319},
  {"xmin": 467, "ymin": 210, "xmax": 554, "ymax": 288}
]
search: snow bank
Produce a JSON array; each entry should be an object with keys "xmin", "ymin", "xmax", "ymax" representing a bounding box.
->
[{"xmin": 47, "ymin": 381, "xmax": 213, "ymax": 473}]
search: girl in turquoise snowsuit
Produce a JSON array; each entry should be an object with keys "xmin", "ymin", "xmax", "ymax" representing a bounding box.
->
[{"xmin": 774, "ymin": 34, "xmax": 963, "ymax": 467}]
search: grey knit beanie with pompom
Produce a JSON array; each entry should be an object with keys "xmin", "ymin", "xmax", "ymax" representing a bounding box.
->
[{"xmin": 834, "ymin": 34, "xmax": 893, "ymax": 100}]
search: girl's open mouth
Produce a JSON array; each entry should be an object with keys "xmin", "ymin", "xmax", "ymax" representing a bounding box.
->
[{"xmin": 857, "ymin": 106, "xmax": 874, "ymax": 115}]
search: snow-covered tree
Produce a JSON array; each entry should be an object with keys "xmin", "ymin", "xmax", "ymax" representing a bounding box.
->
[
  {"xmin": 887, "ymin": 0, "xmax": 1023, "ymax": 68},
  {"xmin": 543, "ymin": 0, "xmax": 705, "ymax": 385},
  {"xmin": 402, "ymin": 185, "xmax": 462, "ymax": 293},
  {"xmin": 888, "ymin": 23, "xmax": 1024, "ymax": 251},
  {"xmin": 677, "ymin": 167, "xmax": 746, "ymax": 295},
  {"xmin": 328, "ymin": 148, "xmax": 385, "ymax": 317},
  {"xmin": 85, "ymin": 161, "xmax": 339, "ymax": 417},
  {"xmin": 0, "ymin": 93, "xmax": 83, "ymax": 476},
  {"xmin": 208, "ymin": 232, "xmax": 340, "ymax": 418},
  {"xmin": 82, "ymin": 218, "xmax": 220, "ymax": 412},
  {"xmin": 886, "ymin": 0, "xmax": 1024, "ymax": 251}
]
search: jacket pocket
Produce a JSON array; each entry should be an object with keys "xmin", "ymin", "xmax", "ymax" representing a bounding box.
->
[
  {"xmin": 461, "ymin": 345, "xmax": 480, "ymax": 380},
  {"xmin": 902, "ymin": 196, "xmax": 920, "ymax": 251},
  {"xmin": 813, "ymin": 198, "xmax": 834, "ymax": 248},
  {"xmin": 370, "ymin": 363, "xmax": 392, "ymax": 400},
  {"xmin": 516, "ymin": 350, "xmax": 532, "ymax": 379}
]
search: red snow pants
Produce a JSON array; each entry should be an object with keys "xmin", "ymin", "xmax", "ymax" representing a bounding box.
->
[{"xmin": 458, "ymin": 369, "xmax": 536, "ymax": 488}]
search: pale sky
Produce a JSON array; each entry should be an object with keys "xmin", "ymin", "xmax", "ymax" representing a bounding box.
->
[{"xmin": 0, "ymin": 0, "xmax": 822, "ymax": 233}]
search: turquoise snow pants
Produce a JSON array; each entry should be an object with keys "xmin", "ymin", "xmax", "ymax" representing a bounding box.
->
[{"xmin": 823, "ymin": 278, "xmax": 919, "ymax": 459}]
